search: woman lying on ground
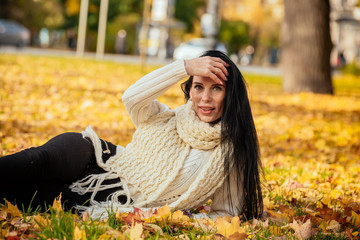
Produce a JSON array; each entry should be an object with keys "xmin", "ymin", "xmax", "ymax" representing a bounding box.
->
[{"xmin": 0, "ymin": 50, "xmax": 263, "ymax": 220}]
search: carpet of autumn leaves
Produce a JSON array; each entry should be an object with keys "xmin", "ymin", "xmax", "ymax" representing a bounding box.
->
[{"xmin": 0, "ymin": 54, "xmax": 360, "ymax": 239}]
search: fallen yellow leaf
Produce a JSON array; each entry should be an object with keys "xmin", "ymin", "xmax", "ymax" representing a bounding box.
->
[
  {"xmin": 33, "ymin": 214, "xmax": 50, "ymax": 231},
  {"xmin": 172, "ymin": 210, "xmax": 190, "ymax": 222},
  {"xmin": 3, "ymin": 200, "xmax": 22, "ymax": 218},
  {"xmin": 269, "ymin": 226, "xmax": 282, "ymax": 236},
  {"xmin": 215, "ymin": 216, "xmax": 245, "ymax": 237},
  {"xmin": 155, "ymin": 204, "xmax": 171, "ymax": 219},
  {"xmin": 128, "ymin": 223, "xmax": 143, "ymax": 240},
  {"xmin": 228, "ymin": 231, "xmax": 248, "ymax": 240},
  {"xmin": 144, "ymin": 204, "xmax": 171, "ymax": 223},
  {"xmin": 74, "ymin": 225, "xmax": 86, "ymax": 240},
  {"xmin": 98, "ymin": 232, "xmax": 112, "ymax": 240},
  {"xmin": 351, "ymin": 211, "xmax": 360, "ymax": 228},
  {"xmin": 52, "ymin": 193, "xmax": 62, "ymax": 212}
]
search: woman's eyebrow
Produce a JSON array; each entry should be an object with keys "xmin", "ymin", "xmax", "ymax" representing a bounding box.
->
[{"xmin": 193, "ymin": 81, "xmax": 203, "ymax": 85}]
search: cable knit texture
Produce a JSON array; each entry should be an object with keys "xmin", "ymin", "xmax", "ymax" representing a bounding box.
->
[{"xmin": 70, "ymin": 100, "xmax": 225, "ymax": 217}]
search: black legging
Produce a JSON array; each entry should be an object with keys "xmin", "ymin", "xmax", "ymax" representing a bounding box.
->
[{"xmin": 0, "ymin": 132, "xmax": 121, "ymax": 211}]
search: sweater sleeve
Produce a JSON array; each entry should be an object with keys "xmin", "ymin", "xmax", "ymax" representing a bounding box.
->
[
  {"xmin": 208, "ymin": 167, "xmax": 244, "ymax": 218},
  {"xmin": 122, "ymin": 59, "xmax": 189, "ymax": 127}
]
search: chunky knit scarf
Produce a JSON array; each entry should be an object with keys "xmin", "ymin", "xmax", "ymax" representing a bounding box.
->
[{"xmin": 70, "ymin": 101, "xmax": 225, "ymax": 217}]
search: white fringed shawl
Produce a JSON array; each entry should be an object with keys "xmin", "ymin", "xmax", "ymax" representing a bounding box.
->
[{"xmin": 70, "ymin": 101, "xmax": 225, "ymax": 217}]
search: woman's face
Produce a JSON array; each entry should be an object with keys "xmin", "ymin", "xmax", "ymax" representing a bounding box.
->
[{"xmin": 190, "ymin": 76, "xmax": 226, "ymax": 123}]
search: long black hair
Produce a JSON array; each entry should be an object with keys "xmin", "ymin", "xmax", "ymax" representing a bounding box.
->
[{"xmin": 181, "ymin": 50, "xmax": 263, "ymax": 219}]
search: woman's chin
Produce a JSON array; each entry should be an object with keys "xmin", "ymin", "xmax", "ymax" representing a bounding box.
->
[{"xmin": 199, "ymin": 115, "xmax": 220, "ymax": 124}]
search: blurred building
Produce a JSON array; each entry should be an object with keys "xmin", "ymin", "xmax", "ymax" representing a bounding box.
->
[{"xmin": 330, "ymin": 0, "xmax": 360, "ymax": 66}]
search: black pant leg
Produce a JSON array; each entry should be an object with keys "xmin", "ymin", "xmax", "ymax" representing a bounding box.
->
[
  {"xmin": 0, "ymin": 132, "xmax": 95, "ymax": 209},
  {"xmin": 0, "ymin": 132, "xmax": 94, "ymax": 183}
]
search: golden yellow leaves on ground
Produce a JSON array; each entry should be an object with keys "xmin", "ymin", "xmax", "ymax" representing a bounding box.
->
[
  {"xmin": 142, "ymin": 204, "xmax": 171, "ymax": 223},
  {"xmin": 52, "ymin": 193, "xmax": 62, "ymax": 212},
  {"xmin": 1, "ymin": 55, "xmax": 360, "ymax": 239},
  {"xmin": 2, "ymin": 200, "xmax": 22, "ymax": 218},
  {"xmin": 352, "ymin": 211, "xmax": 360, "ymax": 228},
  {"xmin": 33, "ymin": 214, "xmax": 50, "ymax": 231},
  {"xmin": 125, "ymin": 223, "xmax": 143, "ymax": 240},
  {"xmin": 170, "ymin": 210, "xmax": 190, "ymax": 223},
  {"xmin": 227, "ymin": 231, "xmax": 248, "ymax": 240},
  {"xmin": 215, "ymin": 215, "xmax": 246, "ymax": 238},
  {"xmin": 154, "ymin": 204, "xmax": 171, "ymax": 220},
  {"xmin": 73, "ymin": 225, "xmax": 86, "ymax": 240},
  {"xmin": 268, "ymin": 226, "xmax": 282, "ymax": 236}
]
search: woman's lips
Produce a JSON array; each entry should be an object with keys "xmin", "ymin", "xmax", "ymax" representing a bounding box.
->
[{"xmin": 199, "ymin": 106, "xmax": 215, "ymax": 115}]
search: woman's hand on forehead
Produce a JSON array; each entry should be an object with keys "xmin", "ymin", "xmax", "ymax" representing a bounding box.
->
[{"xmin": 184, "ymin": 56, "xmax": 230, "ymax": 85}]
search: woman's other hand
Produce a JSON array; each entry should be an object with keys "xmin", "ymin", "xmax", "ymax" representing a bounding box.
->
[{"xmin": 184, "ymin": 56, "xmax": 230, "ymax": 84}]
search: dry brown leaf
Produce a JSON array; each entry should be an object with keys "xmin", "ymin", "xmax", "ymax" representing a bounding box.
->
[
  {"xmin": 194, "ymin": 218, "xmax": 216, "ymax": 232},
  {"xmin": 326, "ymin": 219, "xmax": 341, "ymax": 233},
  {"xmin": 126, "ymin": 212, "xmax": 142, "ymax": 226},
  {"xmin": 135, "ymin": 208, "xmax": 154, "ymax": 220},
  {"xmin": 144, "ymin": 223, "xmax": 163, "ymax": 235},
  {"xmin": 252, "ymin": 218, "xmax": 269, "ymax": 229},
  {"xmin": 0, "ymin": 210, "xmax": 7, "ymax": 220},
  {"xmin": 177, "ymin": 234, "xmax": 190, "ymax": 240},
  {"xmin": 82, "ymin": 211, "xmax": 90, "ymax": 222},
  {"xmin": 290, "ymin": 219, "xmax": 312, "ymax": 240}
]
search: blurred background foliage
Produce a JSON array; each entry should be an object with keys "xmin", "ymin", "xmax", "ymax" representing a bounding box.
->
[
  {"xmin": 0, "ymin": 0, "xmax": 273, "ymax": 59},
  {"xmin": 0, "ymin": 0, "xmax": 360, "ymax": 77},
  {"xmin": 0, "ymin": 0, "xmax": 210, "ymax": 55}
]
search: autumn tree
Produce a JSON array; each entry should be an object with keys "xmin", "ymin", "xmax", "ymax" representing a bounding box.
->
[
  {"xmin": 0, "ymin": 0, "xmax": 64, "ymax": 31},
  {"xmin": 175, "ymin": 0, "xmax": 205, "ymax": 32},
  {"xmin": 281, "ymin": 0, "xmax": 333, "ymax": 94}
]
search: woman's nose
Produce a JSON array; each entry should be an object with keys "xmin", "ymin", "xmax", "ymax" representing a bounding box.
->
[{"xmin": 201, "ymin": 90, "xmax": 212, "ymax": 102}]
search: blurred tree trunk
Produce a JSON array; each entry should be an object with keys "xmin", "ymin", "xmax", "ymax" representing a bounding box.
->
[
  {"xmin": 282, "ymin": 0, "xmax": 333, "ymax": 94},
  {"xmin": 0, "ymin": 0, "xmax": 11, "ymax": 18}
]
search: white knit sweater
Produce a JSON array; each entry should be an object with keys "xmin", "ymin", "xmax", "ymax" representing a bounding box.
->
[
  {"xmin": 122, "ymin": 60, "xmax": 242, "ymax": 217},
  {"xmin": 72, "ymin": 60, "xmax": 243, "ymax": 217}
]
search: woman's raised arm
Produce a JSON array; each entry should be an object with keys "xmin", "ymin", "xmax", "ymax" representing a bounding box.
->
[
  {"xmin": 184, "ymin": 56, "xmax": 229, "ymax": 84},
  {"xmin": 122, "ymin": 60, "xmax": 188, "ymax": 127}
]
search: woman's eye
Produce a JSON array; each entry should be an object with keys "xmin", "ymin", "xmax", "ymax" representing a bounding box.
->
[
  {"xmin": 214, "ymin": 86, "xmax": 223, "ymax": 91},
  {"xmin": 194, "ymin": 85, "xmax": 203, "ymax": 90}
]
